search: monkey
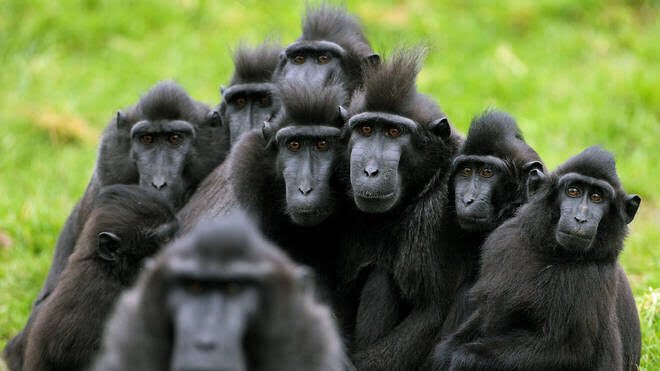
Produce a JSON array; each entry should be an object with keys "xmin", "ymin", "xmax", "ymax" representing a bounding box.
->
[
  {"xmin": 92, "ymin": 214, "xmax": 344, "ymax": 371},
  {"xmin": 431, "ymin": 146, "xmax": 641, "ymax": 371},
  {"xmin": 21, "ymin": 185, "xmax": 178, "ymax": 371},
  {"xmin": 4, "ymin": 81, "xmax": 224, "ymax": 370}
]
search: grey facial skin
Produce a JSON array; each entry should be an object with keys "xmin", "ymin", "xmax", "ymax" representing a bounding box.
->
[
  {"xmin": 130, "ymin": 119, "xmax": 196, "ymax": 209},
  {"xmin": 348, "ymin": 113, "xmax": 418, "ymax": 213},
  {"xmin": 555, "ymin": 173, "xmax": 614, "ymax": 251},
  {"xmin": 453, "ymin": 157, "xmax": 505, "ymax": 232},
  {"xmin": 222, "ymin": 83, "xmax": 281, "ymax": 146},
  {"xmin": 279, "ymin": 41, "xmax": 346, "ymax": 88},
  {"xmin": 275, "ymin": 125, "xmax": 342, "ymax": 226}
]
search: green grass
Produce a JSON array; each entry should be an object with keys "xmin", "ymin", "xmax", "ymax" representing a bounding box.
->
[{"xmin": 0, "ymin": 0, "xmax": 658, "ymax": 369}]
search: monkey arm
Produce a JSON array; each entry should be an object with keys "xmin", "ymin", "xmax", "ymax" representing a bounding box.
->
[{"xmin": 351, "ymin": 304, "xmax": 443, "ymax": 371}]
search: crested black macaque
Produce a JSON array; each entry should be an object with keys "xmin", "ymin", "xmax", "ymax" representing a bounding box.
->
[
  {"xmin": 275, "ymin": 4, "xmax": 379, "ymax": 97},
  {"xmin": 228, "ymin": 80, "xmax": 348, "ymax": 298},
  {"xmin": 431, "ymin": 146, "xmax": 641, "ymax": 371},
  {"xmin": 220, "ymin": 42, "xmax": 282, "ymax": 145},
  {"xmin": 336, "ymin": 49, "xmax": 463, "ymax": 371},
  {"xmin": 92, "ymin": 215, "xmax": 344, "ymax": 371},
  {"xmin": 437, "ymin": 110, "xmax": 545, "ymax": 337},
  {"xmin": 22, "ymin": 185, "xmax": 178, "ymax": 371},
  {"xmin": 3, "ymin": 81, "xmax": 224, "ymax": 370}
]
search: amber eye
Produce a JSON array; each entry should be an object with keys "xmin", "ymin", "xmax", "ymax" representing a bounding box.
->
[
  {"xmin": 287, "ymin": 140, "xmax": 301, "ymax": 152},
  {"xmin": 480, "ymin": 168, "xmax": 493, "ymax": 178},
  {"xmin": 222, "ymin": 282, "xmax": 244, "ymax": 296},
  {"xmin": 386, "ymin": 127, "xmax": 401, "ymax": 138},
  {"xmin": 293, "ymin": 55, "xmax": 305, "ymax": 64},
  {"xmin": 168, "ymin": 134, "xmax": 183, "ymax": 146},
  {"xmin": 258, "ymin": 96, "xmax": 272, "ymax": 107},
  {"xmin": 316, "ymin": 139, "xmax": 329, "ymax": 151},
  {"xmin": 359, "ymin": 125, "xmax": 373, "ymax": 136},
  {"xmin": 139, "ymin": 135, "xmax": 154, "ymax": 145},
  {"xmin": 234, "ymin": 97, "xmax": 247, "ymax": 109},
  {"xmin": 461, "ymin": 167, "xmax": 472, "ymax": 177},
  {"xmin": 317, "ymin": 54, "xmax": 331, "ymax": 64},
  {"xmin": 184, "ymin": 281, "xmax": 205, "ymax": 295},
  {"xmin": 590, "ymin": 193, "xmax": 603, "ymax": 203},
  {"xmin": 566, "ymin": 186, "xmax": 581, "ymax": 198}
]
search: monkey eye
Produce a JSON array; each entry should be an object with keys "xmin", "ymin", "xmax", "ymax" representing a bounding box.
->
[
  {"xmin": 139, "ymin": 135, "xmax": 154, "ymax": 145},
  {"xmin": 386, "ymin": 127, "xmax": 401, "ymax": 138},
  {"xmin": 233, "ymin": 97, "xmax": 247, "ymax": 109},
  {"xmin": 358, "ymin": 125, "xmax": 373, "ymax": 137},
  {"xmin": 184, "ymin": 281, "xmax": 206, "ymax": 295},
  {"xmin": 287, "ymin": 140, "xmax": 301, "ymax": 152},
  {"xmin": 222, "ymin": 282, "xmax": 245, "ymax": 296},
  {"xmin": 168, "ymin": 134, "xmax": 183, "ymax": 146},
  {"xmin": 258, "ymin": 96, "xmax": 272, "ymax": 107},
  {"xmin": 460, "ymin": 167, "xmax": 472, "ymax": 177},
  {"xmin": 317, "ymin": 54, "xmax": 331, "ymax": 64},
  {"xmin": 590, "ymin": 192, "xmax": 603, "ymax": 203},
  {"xmin": 293, "ymin": 55, "xmax": 306, "ymax": 64},
  {"xmin": 316, "ymin": 139, "xmax": 329, "ymax": 151},
  {"xmin": 480, "ymin": 168, "xmax": 494, "ymax": 178},
  {"xmin": 566, "ymin": 186, "xmax": 582, "ymax": 198}
]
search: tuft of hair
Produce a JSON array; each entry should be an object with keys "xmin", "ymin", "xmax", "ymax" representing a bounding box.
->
[
  {"xmin": 300, "ymin": 3, "xmax": 373, "ymax": 57},
  {"xmin": 275, "ymin": 79, "xmax": 346, "ymax": 127},
  {"xmin": 91, "ymin": 185, "xmax": 176, "ymax": 232},
  {"xmin": 462, "ymin": 109, "xmax": 541, "ymax": 163},
  {"xmin": 230, "ymin": 42, "xmax": 282, "ymax": 85},
  {"xmin": 555, "ymin": 146, "xmax": 621, "ymax": 188},
  {"xmin": 133, "ymin": 81, "xmax": 206, "ymax": 122},
  {"xmin": 350, "ymin": 47, "xmax": 443, "ymax": 125}
]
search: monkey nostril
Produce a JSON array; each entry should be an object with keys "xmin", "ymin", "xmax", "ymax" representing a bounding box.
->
[
  {"xmin": 463, "ymin": 197, "xmax": 474, "ymax": 206},
  {"xmin": 151, "ymin": 181, "xmax": 167, "ymax": 190},
  {"xmin": 193, "ymin": 339, "xmax": 217, "ymax": 352}
]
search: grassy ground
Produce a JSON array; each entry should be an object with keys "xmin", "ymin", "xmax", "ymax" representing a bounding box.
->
[{"xmin": 0, "ymin": 0, "xmax": 658, "ymax": 369}]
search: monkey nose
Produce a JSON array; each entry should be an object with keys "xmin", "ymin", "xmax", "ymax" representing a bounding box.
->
[
  {"xmin": 574, "ymin": 215, "xmax": 587, "ymax": 224},
  {"xmin": 463, "ymin": 196, "xmax": 474, "ymax": 206},
  {"xmin": 151, "ymin": 177, "xmax": 167, "ymax": 190},
  {"xmin": 364, "ymin": 160, "xmax": 379, "ymax": 177},
  {"xmin": 298, "ymin": 185, "xmax": 313, "ymax": 195}
]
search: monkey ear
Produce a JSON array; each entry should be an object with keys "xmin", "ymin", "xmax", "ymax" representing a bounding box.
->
[
  {"xmin": 623, "ymin": 194, "xmax": 641, "ymax": 224},
  {"xmin": 524, "ymin": 161, "xmax": 546, "ymax": 198},
  {"xmin": 364, "ymin": 53, "xmax": 381, "ymax": 67},
  {"xmin": 220, "ymin": 85, "xmax": 225, "ymax": 95},
  {"xmin": 98, "ymin": 232, "xmax": 121, "ymax": 262},
  {"xmin": 339, "ymin": 106, "xmax": 350, "ymax": 122},
  {"xmin": 429, "ymin": 117, "xmax": 451, "ymax": 138},
  {"xmin": 207, "ymin": 109, "xmax": 222, "ymax": 127},
  {"xmin": 115, "ymin": 111, "xmax": 128, "ymax": 128},
  {"xmin": 262, "ymin": 121, "xmax": 274, "ymax": 142}
]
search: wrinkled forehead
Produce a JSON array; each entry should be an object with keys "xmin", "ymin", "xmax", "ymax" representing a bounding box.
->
[
  {"xmin": 558, "ymin": 172, "xmax": 616, "ymax": 198},
  {"xmin": 222, "ymin": 83, "xmax": 275, "ymax": 101},
  {"xmin": 130, "ymin": 119, "xmax": 195, "ymax": 136},
  {"xmin": 275, "ymin": 125, "xmax": 342, "ymax": 144},
  {"xmin": 348, "ymin": 112, "xmax": 419, "ymax": 132},
  {"xmin": 285, "ymin": 40, "xmax": 346, "ymax": 57},
  {"xmin": 452, "ymin": 154, "xmax": 508, "ymax": 170}
]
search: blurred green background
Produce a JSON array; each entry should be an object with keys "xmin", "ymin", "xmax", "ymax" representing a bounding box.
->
[{"xmin": 0, "ymin": 0, "xmax": 658, "ymax": 369}]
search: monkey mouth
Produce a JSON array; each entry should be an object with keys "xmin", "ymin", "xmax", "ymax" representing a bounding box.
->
[
  {"xmin": 289, "ymin": 208, "xmax": 326, "ymax": 216},
  {"xmin": 355, "ymin": 191, "xmax": 396, "ymax": 200}
]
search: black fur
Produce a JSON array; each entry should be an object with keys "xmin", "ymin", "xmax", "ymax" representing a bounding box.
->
[
  {"xmin": 436, "ymin": 110, "xmax": 545, "ymax": 338},
  {"xmin": 431, "ymin": 146, "xmax": 641, "ymax": 370},
  {"xmin": 337, "ymin": 49, "xmax": 463, "ymax": 370},
  {"xmin": 21, "ymin": 185, "xmax": 177, "ymax": 371},
  {"xmin": 3, "ymin": 81, "xmax": 225, "ymax": 370},
  {"xmin": 229, "ymin": 42, "xmax": 282, "ymax": 85},
  {"xmin": 92, "ymin": 215, "xmax": 344, "ymax": 371}
]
